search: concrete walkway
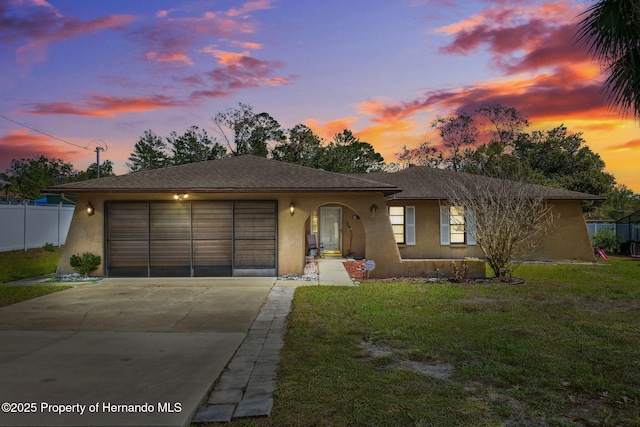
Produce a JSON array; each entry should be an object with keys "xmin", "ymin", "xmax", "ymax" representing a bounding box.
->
[
  {"xmin": 317, "ymin": 258, "xmax": 357, "ymax": 286},
  {"xmin": 192, "ymin": 258, "xmax": 355, "ymax": 423}
]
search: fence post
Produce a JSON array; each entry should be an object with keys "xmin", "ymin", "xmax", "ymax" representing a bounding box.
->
[
  {"xmin": 23, "ymin": 202, "xmax": 28, "ymax": 251},
  {"xmin": 58, "ymin": 202, "xmax": 62, "ymax": 247}
]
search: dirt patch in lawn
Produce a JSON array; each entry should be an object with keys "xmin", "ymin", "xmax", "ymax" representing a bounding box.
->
[{"xmin": 359, "ymin": 342, "xmax": 454, "ymax": 381}]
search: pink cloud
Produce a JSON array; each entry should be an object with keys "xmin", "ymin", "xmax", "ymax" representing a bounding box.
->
[
  {"xmin": 207, "ymin": 55, "xmax": 292, "ymax": 88},
  {"xmin": 305, "ymin": 118, "xmax": 358, "ymax": 141},
  {"xmin": 226, "ymin": 0, "xmax": 275, "ymax": 18},
  {"xmin": 189, "ymin": 50, "xmax": 296, "ymax": 100},
  {"xmin": 357, "ymin": 0, "xmax": 607, "ymax": 130},
  {"xmin": 607, "ymin": 138, "xmax": 640, "ymax": 151},
  {"xmin": 202, "ymin": 48, "xmax": 248, "ymax": 65},
  {"xmin": 231, "ymin": 41, "xmax": 262, "ymax": 50},
  {"xmin": 437, "ymin": 0, "xmax": 587, "ymax": 77},
  {"xmin": 0, "ymin": 130, "xmax": 82, "ymax": 172},
  {"xmin": 357, "ymin": 66, "xmax": 608, "ymax": 128},
  {"xmin": 146, "ymin": 51, "xmax": 193, "ymax": 64},
  {"xmin": 138, "ymin": 10, "xmax": 256, "ymax": 65},
  {"xmin": 0, "ymin": 0, "xmax": 136, "ymax": 64},
  {"xmin": 20, "ymin": 93, "xmax": 186, "ymax": 117}
]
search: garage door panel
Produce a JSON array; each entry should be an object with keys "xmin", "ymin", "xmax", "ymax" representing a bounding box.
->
[
  {"xmin": 107, "ymin": 240, "xmax": 149, "ymax": 277},
  {"xmin": 234, "ymin": 203, "xmax": 276, "ymax": 239},
  {"xmin": 150, "ymin": 204, "xmax": 191, "ymax": 240},
  {"xmin": 150, "ymin": 239, "xmax": 191, "ymax": 277},
  {"xmin": 108, "ymin": 241, "xmax": 148, "ymax": 266},
  {"xmin": 234, "ymin": 240, "xmax": 276, "ymax": 268},
  {"xmin": 106, "ymin": 201, "xmax": 277, "ymax": 277},
  {"xmin": 193, "ymin": 240, "xmax": 232, "ymax": 266},
  {"xmin": 107, "ymin": 204, "xmax": 148, "ymax": 240},
  {"xmin": 150, "ymin": 240, "xmax": 191, "ymax": 266},
  {"xmin": 192, "ymin": 203, "xmax": 233, "ymax": 239}
]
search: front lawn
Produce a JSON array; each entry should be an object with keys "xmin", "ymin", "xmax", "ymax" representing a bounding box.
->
[
  {"xmin": 240, "ymin": 258, "xmax": 640, "ymax": 426},
  {"xmin": 0, "ymin": 247, "xmax": 62, "ymax": 283},
  {"xmin": 0, "ymin": 285, "xmax": 71, "ymax": 307},
  {"xmin": 0, "ymin": 247, "xmax": 70, "ymax": 306}
]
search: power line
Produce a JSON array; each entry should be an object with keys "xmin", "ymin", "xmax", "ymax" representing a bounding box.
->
[{"xmin": 0, "ymin": 113, "xmax": 107, "ymax": 151}]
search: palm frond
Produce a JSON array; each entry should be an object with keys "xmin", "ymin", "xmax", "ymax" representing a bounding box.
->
[{"xmin": 577, "ymin": 0, "xmax": 640, "ymax": 118}]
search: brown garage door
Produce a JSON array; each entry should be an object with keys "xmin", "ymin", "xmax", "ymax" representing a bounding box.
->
[{"xmin": 105, "ymin": 201, "xmax": 277, "ymax": 277}]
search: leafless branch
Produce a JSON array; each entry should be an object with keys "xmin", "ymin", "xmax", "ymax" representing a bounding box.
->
[{"xmin": 444, "ymin": 175, "xmax": 558, "ymax": 278}]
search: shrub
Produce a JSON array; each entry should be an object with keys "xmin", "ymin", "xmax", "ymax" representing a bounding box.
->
[
  {"xmin": 450, "ymin": 261, "xmax": 469, "ymax": 283},
  {"xmin": 43, "ymin": 242, "xmax": 56, "ymax": 252},
  {"xmin": 592, "ymin": 228, "xmax": 621, "ymax": 253},
  {"xmin": 69, "ymin": 252, "xmax": 101, "ymax": 277}
]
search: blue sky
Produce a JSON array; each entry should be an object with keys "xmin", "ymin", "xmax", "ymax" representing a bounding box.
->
[{"xmin": 1, "ymin": 0, "xmax": 638, "ymax": 190}]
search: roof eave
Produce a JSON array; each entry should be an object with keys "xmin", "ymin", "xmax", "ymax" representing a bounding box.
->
[{"xmin": 47, "ymin": 187, "xmax": 401, "ymax": 196}]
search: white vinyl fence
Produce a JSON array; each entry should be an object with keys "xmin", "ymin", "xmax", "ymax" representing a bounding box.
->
[
  {"xmin": 586, "ymin": 222, "xmax": 616, "ymax": 237},
  {"xmin": 0, "ymin": 203, "xmax": 75, "ymax": 252}
]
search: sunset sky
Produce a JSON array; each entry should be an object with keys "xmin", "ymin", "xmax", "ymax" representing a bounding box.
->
[{"xmin": 1, "ymin": 0, "xmax": 639, "ymax": 191}]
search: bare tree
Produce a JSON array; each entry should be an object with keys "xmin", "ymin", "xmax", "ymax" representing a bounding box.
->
[
  {"xmin": 432, "ymin": 111, "xmax": 477, "ymax": 171},
  {"xmin": 396, "ymin": 141, "xmax": 444, "ymax": 168},
  {"xmin": 444, "ymin": 176, "xmax": 558, "ymax": 279}
]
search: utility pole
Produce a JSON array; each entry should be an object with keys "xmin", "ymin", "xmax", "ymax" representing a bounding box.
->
[{"xmin": 95, "ymin": 146, "xmax": 104, "ymax": 178}]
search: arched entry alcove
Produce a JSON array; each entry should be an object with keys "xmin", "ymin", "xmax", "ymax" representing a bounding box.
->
[{"xmin": 304, "ymin": 202, "xmax": 366, "ymax": 258}]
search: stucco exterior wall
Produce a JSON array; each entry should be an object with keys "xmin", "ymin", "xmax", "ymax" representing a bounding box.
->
[
  {"xmin": 57, "ymin": 192, "xmax": 593, "ymax": 278},
  {"xmin": 385, "ymin": 199, "xmax": 595, "ymax": 263},
  {"xmin": 56, "ymin": 191, "xmax": 402, "ymax": 277},
  {"xmin": 532, "ymin": 200, "xmax": 596, "ymax": 262},
  {"xmin": 57, "ymin": 194, "xmax": 105, "ymax": 275},
  {"xmin": 387, "ymin": 201, "xmax": 485, "ymax": 259}
]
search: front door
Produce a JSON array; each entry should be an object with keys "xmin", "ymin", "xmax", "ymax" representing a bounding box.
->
[{"xmin": 319, "ymin": 206, "xmax": 342, "ymax": 256}]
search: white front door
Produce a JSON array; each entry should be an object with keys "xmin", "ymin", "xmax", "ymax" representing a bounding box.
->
[{"xmin": 319, "ymin": 206, "xmax": 342, "ymax": 256}]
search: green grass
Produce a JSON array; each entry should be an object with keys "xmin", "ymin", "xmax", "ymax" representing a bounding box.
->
[
  {"xmin": 0, "ymin": 247, "xmax": 69, "ymax": 306},
  {"xmin": 0, "ymin": 285, "xmax": 71, "ymax": 307},
  {"xmin": 221, "ymin": 257, "xmax": 640, "ymax": 426},
  {"xmin": 0, "ymin": 247, "xmax": 62, "ymax": 283}
]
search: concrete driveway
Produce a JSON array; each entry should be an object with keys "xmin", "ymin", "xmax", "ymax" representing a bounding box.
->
[{"xmin": 0, "ymin": 277, "xmax": 275, "ymax": 427}]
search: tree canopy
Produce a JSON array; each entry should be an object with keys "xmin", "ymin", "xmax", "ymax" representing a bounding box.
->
[
  {"xmin": 6, "ymin": 156, "xmax": 75, "ymax": 199},
  {"xmin": 168, "ymin": 125, "xmax": 226, "ymax": 166},
  {"xmin": 211, "ymin": 103, "xmax": 286, "ymax": 157},
  {"xmin": 127, "ymin": 130, "xmax": 170, "ymax": 172},
  {"xmin": 4, "ymin": 155, "xmax": 113, "ymax": 199},
  {"xmin": 271, "ymin": 123, "xmax": 324, "ymax": 167},
  {"xmin": 316, "ymin": 129, "xmax": 385, "ymax": 173}
]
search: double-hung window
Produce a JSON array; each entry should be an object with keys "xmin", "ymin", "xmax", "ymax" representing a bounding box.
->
[
  {"xmin": 440, "ymin": 205, "xmax": 476, "ymax": 246},
  {"xmin": 389, "ymin": 206, "xmax": 405, "ymax": 244},
  {"xmin": 388, "ymin": 206, "xmax": 415, "ymax": 245},
  {"xmin": 449, "ymin": 206, "xmax": 466, "ymax": 244}
]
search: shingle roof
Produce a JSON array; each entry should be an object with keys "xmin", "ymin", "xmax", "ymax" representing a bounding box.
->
[
  {"xmin": 361, "ymin": 166, "xmax": 604, "ymax": 201},
  {"xmin": 47, "ymin": 155, "xmax": 604, "ymax": 201},
  {"xmin": 46, "ymin": 155, "xmax": 400, "ymax": 195}
]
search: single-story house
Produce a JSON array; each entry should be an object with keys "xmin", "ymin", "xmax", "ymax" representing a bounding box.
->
[{"xmin": 47, "ymin": 155, "xmax": 601, "ymax": 279}]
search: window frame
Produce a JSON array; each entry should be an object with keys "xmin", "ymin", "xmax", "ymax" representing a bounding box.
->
[
  {"xmin": 449, "ymin": 206, "xmax": 466, "ymax": 245},
  {"xmin": 388, "ymin": 205, "xmax": 416, "ymax": 246},
  {"xmin": 388, "ymin": 205, "xmax": 406, "ymax": 245},
  {"xmin": 440, "ymin": 204, "xmax": 476, "ymax": 246}
]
